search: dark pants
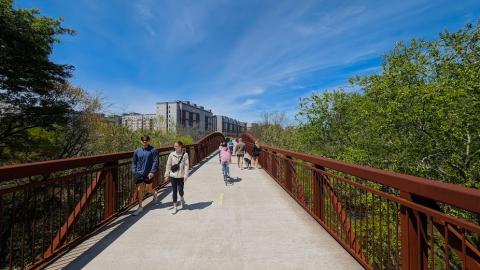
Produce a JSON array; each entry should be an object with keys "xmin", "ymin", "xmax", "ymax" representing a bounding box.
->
[{"xmin": 170, "ymin": 177, "xmax": 184, "ymax": 203}]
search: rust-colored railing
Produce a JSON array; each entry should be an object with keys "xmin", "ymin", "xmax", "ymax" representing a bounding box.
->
[
  {"xmin": 0, "ymin": 132, "xmax": 224, "ymax": 270},
  {"xmin": 241, "ymin": 133, "xmax": 480, "ymax": 270}
]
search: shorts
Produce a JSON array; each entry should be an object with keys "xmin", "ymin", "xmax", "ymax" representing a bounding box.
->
[
  {"xmin": 134, "ymin": 173, "xmax": 153, "ymax": 184},
  {"xmin": 237, "ymin": 152, "xmax": 244, "ymax": 157},
  {"xmin": 253, "ymin": 153, "xmax": 260, "ymax": 157}
]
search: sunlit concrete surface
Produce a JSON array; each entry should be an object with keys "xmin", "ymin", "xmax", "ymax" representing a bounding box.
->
[{"xmin": 46, "ymin": 153, "xmax": 363, "ymax": 270}]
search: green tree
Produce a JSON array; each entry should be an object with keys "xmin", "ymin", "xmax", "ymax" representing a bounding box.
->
[
  {"xmin": 0, "ymin": 0, "xmax": 75, "ymax": 160},
  {"xmin": 296, "ymin": 22, "xmax": 480, "ymax": 189}
]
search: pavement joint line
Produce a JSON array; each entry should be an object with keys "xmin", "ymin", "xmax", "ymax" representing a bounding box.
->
[{"xmin": 218, "ymin": 192, "xmax": 224, "ymax": 205}]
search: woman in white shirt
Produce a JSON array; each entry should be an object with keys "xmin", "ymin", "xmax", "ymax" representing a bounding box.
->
[{"xmin": 164, "ymin": 141, "xmax": 189, "ymax": 214}]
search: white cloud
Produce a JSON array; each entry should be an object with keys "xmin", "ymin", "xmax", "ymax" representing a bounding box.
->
[{"xmin": 241, "ymin": 99, "xmax": 257, "ymax": 107}]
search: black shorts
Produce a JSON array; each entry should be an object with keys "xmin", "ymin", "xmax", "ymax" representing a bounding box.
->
[
  {"xmin": 252, "ymin": 153, "xmax": 260, "ymax": 157},
  {"xmin": 134, "ymin": 173, "xmax": 153, "ymax": 184},
  {"xmin": 237, "ymin": 153, "xmax": 244, "ymax": 157}
]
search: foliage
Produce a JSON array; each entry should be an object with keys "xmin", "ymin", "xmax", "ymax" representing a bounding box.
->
[
  {"xmin": 0, "ymin": 0, "xmax": 76, "ymax": 156},
  {"xmin": 296, "ymin": 22, "xmax": 480, "ymax": 189}
]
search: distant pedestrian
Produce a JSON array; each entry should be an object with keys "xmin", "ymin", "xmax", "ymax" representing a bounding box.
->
[
  {"xmin": 227, "ymin": 139, "xmax": 234, "ymax": 155},
  {"xmin": 220, "ymin": 145, "xmax": 231, "ymax": 184},
  {"xmin": 164, "ymin": 141, "xmax": 189, "ymax": 214},
  {"xmin": 234, "ymin": 138, "xmax": 246, "ymax": 169},
  {"xmin": 252, "ymin": 140, "xmax": 262, "ymax": 169},
  {"xmin": 131, "ymin": 135, "xmax": 159, "ymax": 216},
  {"xmin": 243, "ymin": 152, "xmax": 252, "ymax": 169},
  {"xmin": 218, "ymin": 141, "xmax": 224, "ymax": 163},
  {"xmin": 232, "ymin": 138, "xmax": 238, "ymax": 156}
]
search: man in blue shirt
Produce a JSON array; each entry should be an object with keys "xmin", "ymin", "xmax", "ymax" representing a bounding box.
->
[{"xmin": 131, "ymin": 135, "xmax": 159, "ymax": 216}]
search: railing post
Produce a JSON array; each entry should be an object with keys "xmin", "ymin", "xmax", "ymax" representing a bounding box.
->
[
  {"xmin": 271, "ymin": 152, "xmax": 277, "ymax": 179},
  {"xmin": 194, "ymin": 145, "xmax": 199, "ymax": 165},
  {"xmin": 313, "ymin": 165, "xmax": 324, "ymax": 220},
  {"xmin": 400, "ymin": 191, "xmax": 428, "ymax": 270},
  {"xmin": 203, "ymin": 143, "xmax": 207, "ymax": 159},
  {"xmin": 186, "ymin": 146, "xmax": 192, "ymax": 167},
  {"xmin": 104, "ymin": 161, "xmax": 118, "ymax": 219},
  {"xmin": 284, "ymin": 156, "xmax": 293, "ymax": 192}
]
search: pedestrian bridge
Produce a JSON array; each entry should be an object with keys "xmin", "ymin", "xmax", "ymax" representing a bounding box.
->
[
  {"xmin": 0, "ymin": 132, "xmax": 479, "ymax": 270},
  {"xmin": 46, "ymin": 155, "xmax": 362, "ymax": 270}
]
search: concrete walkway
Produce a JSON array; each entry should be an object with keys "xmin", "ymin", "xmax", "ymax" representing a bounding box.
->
[{"xmin": 47, "ymin": 153, "xmax": 363, "ymax": 270}]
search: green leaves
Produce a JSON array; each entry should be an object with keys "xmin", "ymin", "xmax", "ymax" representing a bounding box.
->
[
  {"xmin": 0, "ymin": 0, "xmax": 75, "ymax": 159},
  {"xmin": 254, "ymin": 21, "xmax": 480, "ymax": 189},
  {"xmin": 295, "ymin": 21, "xmax": 480, "ymax": 187}
]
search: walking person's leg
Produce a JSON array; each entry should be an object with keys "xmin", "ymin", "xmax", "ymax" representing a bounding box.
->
[
  {"xmin": 146, "ymin": 182, "xmax": 159, "ymax": 204},
  {"xmin": 222, "ymin": 162, "xmax": 228, "ymax": 183},
  {"xmin": 133, "ymin": 182, "xmax": 145, "ymax": 215},
  {"xmin": 171, "ymin": 177, "xmax": 178, "ymax": 213},
  {"xmin": 179, "ymin": 179, "xmax": 185, "ymax": 208}
]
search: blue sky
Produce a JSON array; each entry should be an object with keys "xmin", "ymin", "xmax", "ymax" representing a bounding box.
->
[{"xmin": 16, "ymin": 0, "xmax": 480, "ymax": 123}]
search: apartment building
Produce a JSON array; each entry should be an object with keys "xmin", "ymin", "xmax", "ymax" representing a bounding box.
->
[
  {"xmin": 121, "ymin": 113, "xmax": 157, "ymax": 131},
  {"xmin": 212, "ymin": 115, "xmax": 247, "ymax": 137},
  {"xmin": 156, "ymin": 101, "xmax": 214, "ymax": 132}
]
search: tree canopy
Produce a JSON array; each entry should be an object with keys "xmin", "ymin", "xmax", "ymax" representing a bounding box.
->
[{"xmin": 0, "ymin": 0, "xmax": 76, "ymax": 159}]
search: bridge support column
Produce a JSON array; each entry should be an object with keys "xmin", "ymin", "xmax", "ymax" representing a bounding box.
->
[
  {"xmin": 104, "ymin": 161, "xmax": 118, "ymax": 219},
  {"xmin": 400, "ymin": 191, "xmax": 428, "ymax": 270}
]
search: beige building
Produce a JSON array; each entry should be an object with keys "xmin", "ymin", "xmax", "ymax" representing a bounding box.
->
[
  {"xmin": 121, "ymin": 113, "xmax": 157, "ymax": 131},
  {"xmin": 213, "ymin": 115, "xmax": 247, "ymax": 137},
  {"xmin": 156, "ymin": 101, "xmax": 214, "ymax": 132}
]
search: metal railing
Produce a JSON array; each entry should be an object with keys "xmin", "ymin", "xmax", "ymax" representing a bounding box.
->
[
  {"xmin": 241, "ymin": 133, "xmax": 480, "ymax": 270},
  {"xmin": 0, "ymin": 132, "xmax": 224, "ymax": 270}
]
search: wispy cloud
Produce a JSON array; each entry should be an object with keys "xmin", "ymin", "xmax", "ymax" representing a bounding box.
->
[
  {"xmin": 240, "ymin": 99, "xmax": 257, "ymax": 107},
  {"xmin": 21, "ymin": 0, "xmax": 480, "ymax": 123}
]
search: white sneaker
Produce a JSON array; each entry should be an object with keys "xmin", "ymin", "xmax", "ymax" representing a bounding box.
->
[
  {"xmin": 153, "ymin": 191, "xmax": 159, "ymax": 204},
  {"xmin": 132, "ymin": 207, "xmax": 143, "ymax": 216}
]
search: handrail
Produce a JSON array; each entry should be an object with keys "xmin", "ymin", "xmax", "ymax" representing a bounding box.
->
[
  {"xmin": 240, "ymin": 133, "xmax": 480, "ymax": 214},
  {"xmin": 0, "ymin": 131, "xmax": 224, "ymax": 182},
  {"xmin": 0, "ymin": 132, "xmax": 225, "ymax": 270},
  {"xmin": 241, "ymin": 132, "xmax": 480, "ymax": 270}
]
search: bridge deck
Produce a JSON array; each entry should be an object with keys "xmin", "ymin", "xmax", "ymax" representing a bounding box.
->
[{"xmin": 47, "ymin": 154, "xmax": 362, "ymax": 270}]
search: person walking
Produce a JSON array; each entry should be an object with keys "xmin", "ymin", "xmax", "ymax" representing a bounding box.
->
[
  {"xmin": 227, "ymin": 139, "xmax": 234, "ymax": 155},
  {"xmin": 218, "ymin": 141, "xmax": 223, "ymax": 163},
  {"xmin": 164, "ymin": 141, "xmax": 189, "ymax": 214},
  {"xmin": 234, "ymin": 138, "xmax": 246, "ymax": 169},
  {"xmin": 131, "ymin": 135, "xmax": 159, "ymax": 216},
  {"xmin": 220, "ymin": 144, "xmax": 231, "ymax": 185},
  {"xmin": 252, "ymin": 140, "xmax": 262, "ymax": 169},
  {"xmin": 232, "ymin": 138, "xmax": 238, "ymax": 156}
]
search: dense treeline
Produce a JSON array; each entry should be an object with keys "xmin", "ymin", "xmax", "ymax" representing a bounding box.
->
[{"xmin": 252, "ymin": 22, "xmax": 480, "ymax": 189}]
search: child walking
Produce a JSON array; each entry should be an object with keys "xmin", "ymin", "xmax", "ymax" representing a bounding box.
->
[{"xmin": 220, "ymin": 144, "xmax": 231, "ymax": 185}]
